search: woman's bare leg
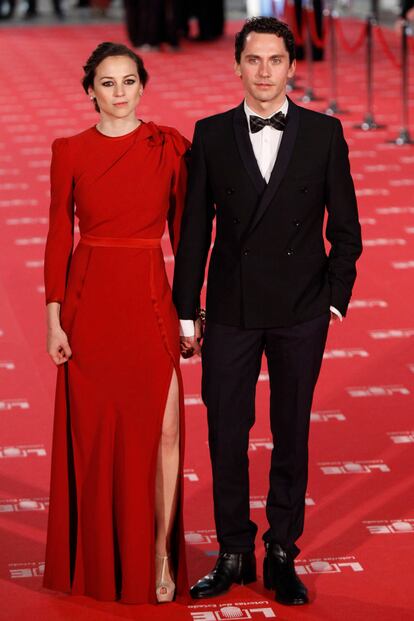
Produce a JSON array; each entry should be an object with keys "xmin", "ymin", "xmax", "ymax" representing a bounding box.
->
[{"xmin": 155, "ymin": 369, "xmax": 180, "ymax": 595}]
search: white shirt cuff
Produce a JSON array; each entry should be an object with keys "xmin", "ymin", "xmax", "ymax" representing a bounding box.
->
[
  {"xmin": 330, "ymin": 306, "xmax": 343, "ymax": 322},
  {"xmin": 180, "ymin": 319, "xmax": 195, "ymax": 337}
]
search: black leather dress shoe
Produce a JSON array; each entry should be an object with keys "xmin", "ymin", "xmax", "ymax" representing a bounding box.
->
[
  {"xmin": 190, "ymin": 552, "xmax": 256, "ymax": 599},
  {"xmin": 263, "ymin": 543, "xmax": 309, "ymax": 605}
]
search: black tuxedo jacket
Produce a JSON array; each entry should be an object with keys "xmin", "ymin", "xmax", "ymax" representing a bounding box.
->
[{"xmin": 173, "ymin": 99, "xmax": 362, "ymax": 329}]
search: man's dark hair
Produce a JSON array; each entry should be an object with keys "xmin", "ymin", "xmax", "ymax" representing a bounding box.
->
[
  {"xmin": 82, "ymin": 42, "xmax": 149, "ymax": 112},
  {"xmin": 235, "ymin": 17, "xmax": 296, "ymax": 65}
]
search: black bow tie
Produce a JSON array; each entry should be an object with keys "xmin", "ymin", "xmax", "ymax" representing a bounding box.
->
[{"xmin": 249, "ymin": 111, "xmax": 287, "ymax": 134}]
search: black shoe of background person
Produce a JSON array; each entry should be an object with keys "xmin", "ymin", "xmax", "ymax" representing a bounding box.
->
[
  {"xmin": 190, "ymin": 552, "xmax": 256, "ymax": 599},
  {"xmin": 263, "ymin": 542, "xmax": 309, "ymax": 605}
]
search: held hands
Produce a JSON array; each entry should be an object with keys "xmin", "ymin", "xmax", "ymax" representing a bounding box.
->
[
  {"xmin": 180, "ymin": 317, "xmax": 203, "ymax": 358},
  {"xmin": 47, "ymin": 326, "xmax": 72, "ymax": 365},
  {"xmin": 330, "ymin": 310, "xmax": 339, "ymax": 325}
]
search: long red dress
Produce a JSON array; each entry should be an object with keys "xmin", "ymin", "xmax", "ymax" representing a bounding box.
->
[{"xmin": 43, "ymin": 121, "xmax": 190, "ymax": 604}]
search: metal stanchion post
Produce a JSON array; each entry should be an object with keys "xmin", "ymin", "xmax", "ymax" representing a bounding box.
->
[
  {"xmin": 354, "ymin": 8, "xmax": 385, "ymax": 130},
  {"xmin": 286, "ymin": 0, "xmax": 303, "ymax": 92},
  {"xmin": 390, "ymin": 21, "xmax": 414, "ymax": 145},
  {"xmin": 325, "ymin": 3, "xmax": 347, "ymax": 115},
  {"xmin": 287, "ymin": 75, "xmax": 302, "ymax": 92},
  {"xmin": 300, "ymin": 3, "xmax": 322, "ymax": 102}
]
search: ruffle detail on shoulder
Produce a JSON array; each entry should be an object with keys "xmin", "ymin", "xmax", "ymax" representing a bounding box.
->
[{"xmin": 149, "ymin": 123, "xmax": 191, "ymax": 156}]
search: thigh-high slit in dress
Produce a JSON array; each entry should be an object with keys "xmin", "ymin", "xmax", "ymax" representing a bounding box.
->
[{"xmin": 43, "ymin": 122, "xmax": 190, "ymax": 603}]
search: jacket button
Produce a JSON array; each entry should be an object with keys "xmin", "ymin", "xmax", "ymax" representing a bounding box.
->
[
  {"xmin": 293, "ymin": 219, "xmax": 301, "ymax": 227},
  {"xmin": 226, "ymin": 188, "xmax": 235, "ymax": 195},
  {"xmin": 287, "ymin": 248, "xmax": 294, "ymax": 256},
  {"xmin": 300, "ymin": 186, "xmax": 308, "ymax": 194},
  {"xmin": 233, "ymin": 218, "xmax": 240, "ymax": 224},
  {"xmin": 243, "ymin": 248, "xmax": 250, "ymax": 256}
]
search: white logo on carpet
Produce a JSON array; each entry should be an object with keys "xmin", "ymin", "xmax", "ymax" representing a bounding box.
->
[
  {"xmin": 363, "ymin": 519, "xmax": 414, "ymax": 534},
  {"xmin": 0, "ymin": 199, "xmax": 38, "ymax": 208},
  {"xmin": 311, "ymin": 410, "xmax": 346, "ymax": 422},
  {"xmin": 376, "ymin": 207, "xmax": 414, "ymax": 214},
  {"xmin": 184, "ymin": 469, "xmax": 199, "ymax": 482},
  {"xmin": 185, "ymin": 395, "xmax": 203, "ymax": 405},
  {"xmin": 185, "ymin": 530, "xmax": 217, "ymax": 545},
  {"xmin": 9, "ymin": 562, "xmax": 44, "ymax": 579},
  {"xmin": 0, "ymin": 361, "xmax": 15, "ymax": 370},
  {"xmin": 25, "ymin": 260, "xmax": 44, "ymax": 268},
  {"xmin": 249, "ymin": 439, "xmax": 273, "ymax": 451},
  {"xmin": 0, "ymin": 399, "xmax": 29, "ymax": 412},
  {"xmin": 388, "ymin": 431, "xmax": 414, "ymax": 444},
  {"xmin": 250, "ymin": 495, "xmax": 315, "ymax": 509},
  {"xmin": 370, "ymin": 329, "xmax": 414, "ymax": 339},
  {"xmin": 348, "ymin": 300, "xmax": 387, "ymax": 309},
  {"xmin": 296, "ymin": 556, "xmax": 363, "ymax": 574},
  {"xmin": 318, "ymin": 460, "xmax": 390, "ymax": 474},
  {"xmin": 364, "ymin": 238, "xmax": 406, "ymax": 247},
  {"xmin": 392, "ymin": 261, "xmax": 414, "ymax": 270},
  {"xmin": 189, "ymin": 601, "xmax": 276, "ymax": 619},
  {"xmin": 347, "ymin": 385, "xmax": 410, "ymax": 397},
  {"xmin": 15, "ymin": 237, "xmax": 46, "ymax": 246},
  {"xmin": 324, "ymin": 349, "xmax": 369, "ymax": 359},
  {"xmin": 6, "ymin": 217, "xmax": 48, "ymax": 225},
  {"xmin": 0, "ymin": 445, "xmax": 47, "ymax": 458},
  {"xmin": 0, "ymin": 498, "xmax": 49, "ymax": 513}
]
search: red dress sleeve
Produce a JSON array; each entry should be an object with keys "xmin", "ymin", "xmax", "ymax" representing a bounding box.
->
[
  {"xmin": 44, "ymin": 138, "xmax": 75, "ymax": 304},
  {"xmin": 164, "ymin": 128, "xmax": 191, "ymax": 256}
]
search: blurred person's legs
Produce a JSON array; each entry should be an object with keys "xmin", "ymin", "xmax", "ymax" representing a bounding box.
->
[
  {"xmin": 123, "ymin": 0, "xmax": 180, "ymax": 50},
  {"xmin": 124, "ymin": 1, "xmax": 161, "ymax": 48},
  {"xmin": 91, "ymin": 0, "xmax": 111, "ymax": 15},
  {"xmin": 25, "ymin": 0, "xmax": 64, "ymax": 18},
  {"xmin": 294, "ymin": 0, "xmax": 324, "ymax": 61},
  {"xmin": 0, "ymin": 0, "xmax": 16, "ymax": 19},
  {"xmin": 176, "ymin": 0, "xmax": 190, "ymax": 37},
  {"xmin": 194, "ymin": 0, "xmax": 224, "ymax": 41},
  {"xmin": 25, "ymin": 0, "xmax": 37, "ymax": 17}
]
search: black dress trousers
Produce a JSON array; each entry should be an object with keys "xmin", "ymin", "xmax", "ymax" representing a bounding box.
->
[
  {"xmin": 201, "ymin": 312, "xmax": 330, "ymax": 557},
  {"xmin": 194, "ymin": 0, "xmax": 224, "ymax": 40}
]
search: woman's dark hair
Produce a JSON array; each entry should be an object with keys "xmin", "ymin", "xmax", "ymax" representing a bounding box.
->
[
  {"xmin": 235, "ymin": 17, "xmax": 296, "ymax": 65},
  {"xmin": 82, "ymin": 42, "xmax": 149, "ymax": 112}
]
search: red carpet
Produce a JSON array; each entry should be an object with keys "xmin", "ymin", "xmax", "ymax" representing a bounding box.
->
[{"xmin": 0, "ymin": 19, "xmax": 414, "ymax": 621}]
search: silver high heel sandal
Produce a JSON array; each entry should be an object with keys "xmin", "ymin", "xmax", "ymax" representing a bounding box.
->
[{"xmin": 156, "ymin": 554, "xmax": 176, "ymax": 603}]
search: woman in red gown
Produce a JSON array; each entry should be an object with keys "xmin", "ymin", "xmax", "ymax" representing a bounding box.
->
[{"xmin": 43, "ymin": 42, "xmax": 190, "ymax": 604}]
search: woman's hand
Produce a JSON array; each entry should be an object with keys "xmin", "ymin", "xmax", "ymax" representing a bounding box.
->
[
  {"xmin": 180, "ymin": 317, "xmax": 204, "ymax": 358},
  {"xmin": 46, "ymin": 302, "xmax": 72, "ymax": 365},
  {"xmin": 47, "ymin": 326, "xmax": 72, "ymax": 365}
]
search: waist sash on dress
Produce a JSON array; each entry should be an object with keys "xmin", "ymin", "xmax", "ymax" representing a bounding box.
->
[{"xmin": 80, "ymin": 234, "xmax": 161, "ymax": 249}]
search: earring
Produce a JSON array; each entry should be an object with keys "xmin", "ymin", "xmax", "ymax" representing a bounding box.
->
[{"xmin": 90, "ymin": 96, "xmax": 95, "ymax": 100}]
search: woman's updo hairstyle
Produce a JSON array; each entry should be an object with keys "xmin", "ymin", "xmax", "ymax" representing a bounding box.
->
[{"xmin": 82, "ymin": 42, "xmax": 149, "ymax": 112}]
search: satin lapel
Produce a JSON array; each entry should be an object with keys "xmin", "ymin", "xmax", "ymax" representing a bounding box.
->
[
  {"xmin": 233, "ymin": 103, "xmax": 267, "ymax": 195},
  {"xmin": 247, "ymin": 99, "xmax": 300, "ymax": 235}
]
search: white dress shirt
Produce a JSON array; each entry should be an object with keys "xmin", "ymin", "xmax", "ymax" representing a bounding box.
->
[
  {"xmin": 180, "ymin": 99, "xmax": 342, "ymax": 337},
  {"xmin": 244, "ymin": 98, "xmax": 288, "ymax": 183}
]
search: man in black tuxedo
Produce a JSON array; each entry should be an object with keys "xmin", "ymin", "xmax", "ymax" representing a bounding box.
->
[{"xmin": 173, "ymin": 17, "xmax": 362, "ymax": 605}]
